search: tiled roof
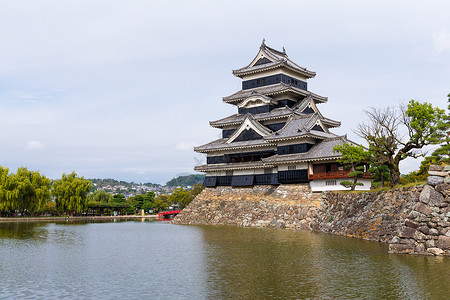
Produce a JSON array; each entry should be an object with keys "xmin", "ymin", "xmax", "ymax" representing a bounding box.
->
[
  {"xmin": 232, "ymin": 43, "xmax": 316, "ymax": 78},
  {"xmin": 292, "ymin": 95, "xmax": 341, "ymax": 128},
  {"xmin": 195, "ymin": 161, "xmax": 275, "ymax": 172},
  {"xmin": 262, "ymin": 136, "xmax": 348, "ymax": 164},
  {"xmin": 194, "ymin": 138, "xmax": 277, "ymax": 153},
  {"xmin": 223, "ymin": 83, "xmax": 327, "ymax": 104},
  {"xmin": 321, "ymin": 117, "xmax": 341, "ymax": 128},
  {"xmin": 264, "ymin": 114, "xmax": 337, "ymax": 141},
  {"xmin": 210, "ymin": 107, "xmax": 295, "ymax": 127}
]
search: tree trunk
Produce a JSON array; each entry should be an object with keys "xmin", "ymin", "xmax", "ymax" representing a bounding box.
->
[
  {"xmin": 381, "ymin": 175, "xmax": 385, "ymax": 187},
  {"xmin": 389, "ymin": 163, "xmax": 401, "ymax": 186},
  {"xmin": 351, "ymin": 165, "xmax": 356, "ymax": 191}
]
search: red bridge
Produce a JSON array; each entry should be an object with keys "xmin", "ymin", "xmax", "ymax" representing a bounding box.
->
[{"xmin": 158, "ymin": 210, "xmax": 181, "ymax": 221}]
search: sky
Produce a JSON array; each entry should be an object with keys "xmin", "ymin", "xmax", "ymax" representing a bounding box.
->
[{"xmin": 0, "ymin": 0, "xmax": 449, "ymax": 184}]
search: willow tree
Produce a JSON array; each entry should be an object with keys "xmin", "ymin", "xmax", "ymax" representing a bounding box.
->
[
  {"xmin": 0, "ymin": 166, "xmax": 51, "ymax": 213},
  {"xmin": 87, "ymin": 190, "xmax": 112, "ymax": 203},
  {"xmin": 0, "ymin": 166, "xmax": 16, "ymax": 211},
  {"xmin": 52, "ymin": 172, "xmax": 92, "ymax": 214},
  {"xmin": 356, "ymin": 99, "xmax": 448, "ymax": 186},
  {"xmin": 13, "ymin": 167, "xmax": 51, "ymax": 213}
]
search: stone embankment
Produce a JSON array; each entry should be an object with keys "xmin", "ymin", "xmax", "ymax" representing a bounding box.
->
[
  {"xmin": 174, "ymin": 184, "xmax": 321, "ymax": 229},
  {"xmin": 174, "ymin": 165, "xmax": 450, "ymax": 256}
]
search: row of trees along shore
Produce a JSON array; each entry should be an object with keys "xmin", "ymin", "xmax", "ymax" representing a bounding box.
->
[
  {"xmin": 86, "ymin": 185, "xmax": 203, "ymax": 216},
  {"xmin": 0, "ymin": 167, "xmax": 204, "ymax": 217},
  {"xmin": 0, "ymin": 169, "xmax": 91, "ymax": 216},
  {"xmin": 333, "ymin": 95, "xmax": 450, "ymax": 190}
]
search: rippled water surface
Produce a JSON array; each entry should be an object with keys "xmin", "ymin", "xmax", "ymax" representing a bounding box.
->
[{"xmin": 0, "ymin": 221, "xmax": 448, "ymax": 299}]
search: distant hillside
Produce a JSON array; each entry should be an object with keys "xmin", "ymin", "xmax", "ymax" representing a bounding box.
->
[
  {"xmin": 166, "ymin": 174, "xmax": 205, "ymax": 187},
  {"xmin": 88, "ymin": 178, "xmax": 161, "ymax": 188}
]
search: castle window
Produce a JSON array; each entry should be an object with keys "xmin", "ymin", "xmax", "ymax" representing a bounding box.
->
[
  {"xmin": 326, "ymin": 180, "xmax": 337, "ymax": 186},
  {"xmin": 288, "ymin": 166, "xmax": 296, "ymax": 171}
]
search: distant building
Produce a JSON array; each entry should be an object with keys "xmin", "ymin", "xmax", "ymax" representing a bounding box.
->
[{"xmin": 195, "ymin": 41, "xmax": 371, "ymax": 191}]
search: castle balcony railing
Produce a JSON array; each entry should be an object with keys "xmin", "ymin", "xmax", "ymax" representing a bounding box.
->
[{"xmin": 308, "ymin": 171, "xmax": 372, "ymax": 180}]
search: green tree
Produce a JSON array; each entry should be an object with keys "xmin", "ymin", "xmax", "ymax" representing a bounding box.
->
[
  {"xmin": 0, "ymin": 167, "xmax": 51, "ymax": 214},
  {"xmin": 112, "ymin": 194, "xmax": 126, "ymax": 203},
  {"xmin": 356, "ymin": 99, "xmax": 448, "ymax": 186},
  {"xmin": 131, "ymin": 195, "xmax": 144, "ymax": 210},
  {"xmin": 168, "ymin": 188, "xmax": 191, "ymax": 209},
  {"xmin": 13, "ymin": 167, "xmax": 51, "ymax": 214},
  {"xmin": 0, "ymin": 166, "xmax": 16, "ymax": 211},
  {"xmin": 143, "ymin": 191, "xmax": 155, "ymax": 202},
  {"xmin": 141, "ymin": 201, "xmax": 153, "ymax": 213},
  {"xmin": 141, "ymin": 191, "xmax": 155, "ymax": 213},
  {"xmin": 87, "ymin": 190, "xmax": 113, "ymax": 203},
  {"xmin": 420, "ymin": 93, "xmax": 450, "ymax": 168},
  {"xmin": 153, "ymin": 194, "xmax": 169, "ymax": 212},
  {"xmin": 333, "ymin": 143, "xmax": 368, "ymax": 191},
  {"xmin": 368, "ymin": 164, "xmax": 390, "ymax": 188},
  {"xmin": 38, "ymin": 201, "xmax": 58, "ymax": 216},
  {"xmin": 52, "ymin": 172, "xmax": 92, "ymax": 214}
]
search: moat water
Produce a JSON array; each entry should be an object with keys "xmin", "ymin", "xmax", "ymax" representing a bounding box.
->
[{"xmin": 0, "ymin": 220, "xmax": 448, "ymax": 299}]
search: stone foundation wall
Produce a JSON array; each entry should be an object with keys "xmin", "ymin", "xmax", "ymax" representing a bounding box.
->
[
  {"xmin": 174, "ymin": 165, "xmax": 450, "ymax": 255},
  {"xmin": 173, "ymin": 184, "xmax": 322, "ymax": 229},
  {"xmin": 310, "ymin": 186, "xmax": 421, "ymax": 243}
]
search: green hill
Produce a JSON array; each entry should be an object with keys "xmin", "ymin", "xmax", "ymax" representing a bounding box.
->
[{"xmin": 166, "ymin": 174, "xmax": 205, "ymax": 187}]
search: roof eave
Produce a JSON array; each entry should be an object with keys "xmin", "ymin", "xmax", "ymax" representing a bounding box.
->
[
  {"xmin": 232, "ymin": 63, "xmax": 316, "ymax": 79},
  {"xmin": 195, "ymin": 162, "xmax": 276, "ymax": 172},
  {"xmin": 264, "ymin": 134, "xmax": 326, "ymax": 143},
  {"xmin": 194, "ymin": 142, "xmax": 278, "ymax": 153},
  {"xmin": 263, "ymin": 155, "xmax": 342, "ymax": 165}
]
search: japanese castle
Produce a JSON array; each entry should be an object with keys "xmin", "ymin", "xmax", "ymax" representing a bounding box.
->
[{"xmin": 195, "ymin": 41, "xmax": 371, "ymax": 191}]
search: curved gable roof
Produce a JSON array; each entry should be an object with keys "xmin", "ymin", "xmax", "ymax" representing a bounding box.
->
[{"xmin": 232, "ymin": 41, "xmax": 316, "ymax": 79}]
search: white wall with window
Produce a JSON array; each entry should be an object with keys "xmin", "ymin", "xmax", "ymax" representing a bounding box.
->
[{"xmin": 310, "ymin": 179, "xmax": 371, "ymax": 192}]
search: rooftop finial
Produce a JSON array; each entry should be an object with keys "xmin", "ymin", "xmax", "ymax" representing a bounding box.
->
[
  {"xmin": 282, "ymin": 47, "xmax": 286, "ymax": 54},
  {"xmin": 262, "ymin": 38, "xmax": 266, "ymax": 46}
]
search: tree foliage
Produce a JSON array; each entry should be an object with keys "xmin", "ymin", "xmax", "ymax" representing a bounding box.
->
[
  {"xmin": 368, "ymin": 164, "xmax": 390, "ymax": 187},
  {"xmin": 87, "ymin": 190, "xmax": 112, "ymax": 203},
  {"xmin": 52, "ymin": 172, "xmax": 92, "ymax": 214},
  {"xmin": 165, "ymin": 174, "xmax": 205, "ymax": 187},
  {"xmin": 112, "ymin": 194, "xmax": 126, "ymax": 203},
  {"xmin": 421, "ymin": 93, "xmax": 450, "ymax": 165},
  {"xmin": 356, "ymin": 99, "xmax": 448, "ymax": 186},
  {"xmin": 333, "ymin": 144, "xmax": 368, "ymax": 191},
  {"xmin": 0, "ymin": 166, "xmax": 51, "ymax": 213}
]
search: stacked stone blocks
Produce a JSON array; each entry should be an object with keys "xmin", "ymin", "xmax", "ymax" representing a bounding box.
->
[{"xmin": 174, "ymin": 165, "xmax": 450, "ymax": 256}]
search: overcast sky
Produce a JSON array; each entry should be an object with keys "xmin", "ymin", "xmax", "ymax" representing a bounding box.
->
[{"xmin": 0, "ymin": 0, "xmax": 449, "ymax": 184}]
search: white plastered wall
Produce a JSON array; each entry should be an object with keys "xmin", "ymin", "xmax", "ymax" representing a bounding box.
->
[
  {"xmin": 310, "ymin": 179, "xmax": 371, "ymax": 192},
  {"xmin": 278, "ymin": 163, "xmax": 308, "ymax": 171}
]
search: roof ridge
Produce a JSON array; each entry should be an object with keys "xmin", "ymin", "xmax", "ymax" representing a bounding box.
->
[{"xmin": 263, "ymin": 44, "xmax": 287, "ymax": 58}]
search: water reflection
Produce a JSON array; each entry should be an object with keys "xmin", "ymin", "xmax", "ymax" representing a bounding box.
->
[
  {"xmin": 0, "ymin": 221, "xmax": 448, "ymax": 299},
  {"xmin": 0, "ymin": 222, "xmax": 48, "ymax": 240},
  {"xmin": 200, "ymin": 226, "xmax": 450, "ymax": 299}
]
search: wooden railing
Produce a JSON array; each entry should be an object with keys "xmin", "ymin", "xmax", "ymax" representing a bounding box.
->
[{"xmin": 308, "ymin": 171, "xmax": 371, "ymax": 180}]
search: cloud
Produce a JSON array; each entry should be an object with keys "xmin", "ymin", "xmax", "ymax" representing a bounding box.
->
[
  {"xmin": 175, "ymin": 142, "xmax": 197, "ymax": 151},
  {"xmin": 26, "ymin": 141, "xmax": 45, "ymax": 150},
  {"xmin": 432, "ymin": 29, "xmax": 450, "ymax": 54}
]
